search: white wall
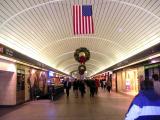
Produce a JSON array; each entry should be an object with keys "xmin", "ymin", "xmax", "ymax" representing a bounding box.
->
[{"xmin": 0, "ymin": 59, "xmax": 16, "ymax": 105}]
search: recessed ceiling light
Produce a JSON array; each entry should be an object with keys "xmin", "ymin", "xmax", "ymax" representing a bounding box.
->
[{"xmin": 118, "ymin": 28, "xmax": 123, "ymax": 32}]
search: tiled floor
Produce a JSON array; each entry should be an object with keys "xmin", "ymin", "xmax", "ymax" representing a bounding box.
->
[{"xmin": 0, "ymin": 89, "xmax": 133, "ymax": 120}]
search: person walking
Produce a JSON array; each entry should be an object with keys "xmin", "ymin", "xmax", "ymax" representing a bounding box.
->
[
  {"xmin": 89, "ymin": 80, "xmax": 96, "ymax": 97},
  {"xmin": 64, "ymin": 78, "xmax": 71, "ymax": 97},
  {"xmin": 106, "ymin": 80, "xmax": 112, "ymax": 93},
  {"xmin": 103, "ymin": 80, "xmax": 106, "ymax": 90},
  {"xmin": 95, "ymin": 79, "xmax": 100, "ymax": 94},
  {"xmin": 100, "ymin": 80, "xmax": 104, "ymax": 89},
  {"xmin": 73, "ymin": 79, "xmax": 79, "ymax": 97},
  {"xmin": 125, "ymin": 74, "xmax": 160, "ymax": 120},
  {"xmin": 79, "ymin": 80, "xmax": 85, "ymax": 98}
]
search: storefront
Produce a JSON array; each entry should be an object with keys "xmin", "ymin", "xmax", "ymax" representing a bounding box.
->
[
  {"xmin": 47, "ymin": 71, "xmax": 64, "ymax": 100},
  {"xmin": 145, "ymin": 63, "xmax": 160, "ymax": 81},
  {"xmin": 0, "ymin": 44, "xmax": 67, "ymax": 105},
  {"xmin": 0, "ymin": 57, "xmax": 48, "ymax": 106},
  {"xmin": 15, "ymin": 64, "xmax": 48, "ymax": 104},
  {"xmin": 115, "ymin": 66, "xmax": 144, "ymax": 96},
  {"xmin": 26, "ymin": 67, "xmax": 48, "ymax": 101}
]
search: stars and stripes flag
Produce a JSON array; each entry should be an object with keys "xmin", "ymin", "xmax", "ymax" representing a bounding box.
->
[{"xmin": 73, "ymin": 5, "xmax": 94, "ymax": 35}]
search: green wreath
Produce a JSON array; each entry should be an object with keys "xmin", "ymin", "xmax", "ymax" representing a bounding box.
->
[
  {"xmin": 78, "ymin": 64, "xmax": 86, "ymax": 72},
  {"xmin": 74, "ymin": 47, "xmax": 90, "ymax": 63},
  {"xmin": 78, "ymin": 64, "xmax": 86, "ymax": 75}
]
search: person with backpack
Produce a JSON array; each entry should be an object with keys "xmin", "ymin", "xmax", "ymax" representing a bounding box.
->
[{"xmin": 125, "ymin": 74, "xmax": 160, "ymax": 120}]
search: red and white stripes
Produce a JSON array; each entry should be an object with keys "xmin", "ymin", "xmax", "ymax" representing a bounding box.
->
[{"xmin": 73, "ymin": 5, "xmax": 94, "ymax": 35}]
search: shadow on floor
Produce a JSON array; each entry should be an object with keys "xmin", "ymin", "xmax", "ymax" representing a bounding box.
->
[{"xmin": 0, "ymin": 103, "xmax": 28, "ymax": 117}]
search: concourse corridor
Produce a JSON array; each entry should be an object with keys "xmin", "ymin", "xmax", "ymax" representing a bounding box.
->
[
  {"xmin": 0, "ymin": 89, "xmax": 133, "ymax": 120},
  {"xmin": 0, "ymin": 1, "xmax": 160, "ymax": 119}
]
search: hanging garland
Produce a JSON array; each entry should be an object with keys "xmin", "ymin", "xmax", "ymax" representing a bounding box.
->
[{"xmin": 74, "ymin": 47, "xmax": 90, "ymax": 64}]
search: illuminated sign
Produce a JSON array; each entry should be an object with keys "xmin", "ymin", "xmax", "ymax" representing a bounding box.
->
[
  {"xmin": 49, "ymin": 71, "xmax": 54, "ymax": 77},
  {"xmin": 5, "ymin": 48, "xmax": 14, "ymax": 57}
]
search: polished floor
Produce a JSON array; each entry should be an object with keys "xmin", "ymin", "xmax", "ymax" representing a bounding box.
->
[{"xmin": 0, "ymin": 89, "xmax": 133, "ymax": 120}]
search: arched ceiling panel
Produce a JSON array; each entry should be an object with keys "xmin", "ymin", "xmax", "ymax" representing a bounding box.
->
[
  {"xmin": 53, "ymin": 51, "xmax": 113, "ymax": 63},
  {"xmin": 52, "ymin": 52, "xmax": 113, "ymax": 72},
  {"xmin": 62, "ymin": 63, "xmax": 100, "ymax": 72},
  {"xmin": 56, "ymin": 58, "xmax": 103, "ymax": 69},
  {"xmin": 0, "ymin": 0, "xmax": 160, "ymax": 76},
  {"xmin": 63, "ymin": 65, "xmax": 95, "ymax": 76},
  {"xmin": 40, "ymin": 37, "xmax": 125, "ymax": 62}
]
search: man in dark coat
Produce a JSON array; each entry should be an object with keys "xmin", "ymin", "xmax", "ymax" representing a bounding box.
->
[
  {"xmin": 79, "ymin": 80, "xmax": 85, "ymax": 97},
  {"xmin": 64, "ymin": 78, "xmax": 71, "ymax": 97}
]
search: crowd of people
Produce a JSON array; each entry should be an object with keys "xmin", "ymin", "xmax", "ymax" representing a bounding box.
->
[
  {"xmin": 100, "ymin": 79, "xmax": 112, "ymax": 93},
  {"xmin": 63, "ymin": 73, "xmax": 160, "ymax": 120},
  {"xmin": 63, "ymin": 79, "xmax": 112, "ymax": 98}
]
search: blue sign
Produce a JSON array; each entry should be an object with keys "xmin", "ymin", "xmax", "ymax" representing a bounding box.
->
[{"xmin": 49, "ymin": 71, "xmax": 54, "ymax": 77}]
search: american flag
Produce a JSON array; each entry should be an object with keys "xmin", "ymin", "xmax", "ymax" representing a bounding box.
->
[{"xmin": 73, "ymin": 5, "xmax": 94, "ymax": 35}]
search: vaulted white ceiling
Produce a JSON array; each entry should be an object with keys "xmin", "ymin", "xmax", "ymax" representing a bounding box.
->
[{"xmin": 0, "ymin": 0, "xmax": 160, "ymax": 76}]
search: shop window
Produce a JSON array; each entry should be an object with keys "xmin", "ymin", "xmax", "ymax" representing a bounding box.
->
[{"xmin": 145, "ymin": 64, "xmax": 160, "ymax": 81}]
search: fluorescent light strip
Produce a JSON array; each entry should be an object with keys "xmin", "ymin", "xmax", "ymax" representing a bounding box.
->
[
  {"xmin": 113, "ymin": 53, "xmax": 160, "ymax": 71},
  {"xmin": 0, "ymin": 55, "xmax": 47, "ymax": 71}
]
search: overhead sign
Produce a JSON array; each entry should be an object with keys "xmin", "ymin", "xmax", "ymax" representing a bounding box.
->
[
  {"xmin": 0, "ymin": 44, "xmax": 66, "ymax": 76},
  {"xmin": 5, "ymin": 48, "xmax": 14, "ymax": 57},
  {"xmin": 0, "ymin": 44, "xmax": 14, "ymax": 57}
]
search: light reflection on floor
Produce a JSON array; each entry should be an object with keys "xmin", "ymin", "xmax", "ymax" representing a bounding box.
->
[{"xmin": 0, "ymin": 88, "xmax": 133, "ymax": 120}]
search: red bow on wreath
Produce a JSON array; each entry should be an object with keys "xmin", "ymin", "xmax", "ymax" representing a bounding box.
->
[{"xmin": 79, "ymin": 56, "xmax": 86, "ymax": 64}]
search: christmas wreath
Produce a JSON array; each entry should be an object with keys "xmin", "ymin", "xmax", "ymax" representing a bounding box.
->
[
  {"xmin": 74, "ymin": 47, "xmax": 90, "ymax": 64},
  {"xmin": 78, "ymin": 64, "xmax": 86, "ymax": 75}
]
